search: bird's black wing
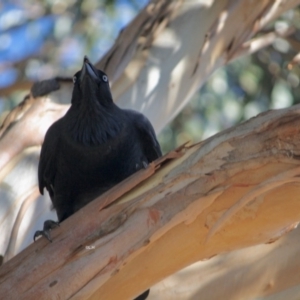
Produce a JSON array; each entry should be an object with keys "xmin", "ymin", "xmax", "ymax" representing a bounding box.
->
[
  {"xmin": 38, "ymin": 120, "xmax": 61, "ymax": 197},
  {"xmin": 127, "ymin": 110, "xmax": 162, "ymax": 162}
]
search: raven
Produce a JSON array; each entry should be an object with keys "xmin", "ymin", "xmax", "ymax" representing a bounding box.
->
[
  {"xmin": 37, "ymin": 56, "xmax": 161, "ymax": 224},
  {"xmin": 36, "ymin": 56, "xmax": 161, "ymax": 299}
]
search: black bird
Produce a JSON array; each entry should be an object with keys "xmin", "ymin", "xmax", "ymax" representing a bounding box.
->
[
  {"xmin": 37, "ymin": 56, "xmax": 161, "ymax": 225},
  {"xmin": 35, "ymin": 56, "xmax": 161, "ymax": 300}
]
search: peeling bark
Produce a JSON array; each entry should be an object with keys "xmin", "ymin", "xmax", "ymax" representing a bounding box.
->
[
  {"xmin": 148, "ymin": 224, "xmax": 300, "ymax": 300},
  {"xmin": 2, "ymin": 105, "xmax": 300, "ymax": 299}
]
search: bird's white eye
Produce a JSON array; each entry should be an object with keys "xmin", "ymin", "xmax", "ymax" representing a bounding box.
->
[
  {"xmin": 73, "ymin": 76, "xmax": 77, "ymax": 84},
  {"xmin": 102, "ymin": 75, "xmax": 108, "ymax": 82}
]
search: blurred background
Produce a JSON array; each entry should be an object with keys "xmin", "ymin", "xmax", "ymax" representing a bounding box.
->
[{"xmin": 1, "ymin": 0, "xmax": 300, "ymax": 153}]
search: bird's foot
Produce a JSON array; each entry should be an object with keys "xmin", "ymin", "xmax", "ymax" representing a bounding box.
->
[{"xmin": 34, "ymin": 220, "xmax": 60, "ymax": 242}]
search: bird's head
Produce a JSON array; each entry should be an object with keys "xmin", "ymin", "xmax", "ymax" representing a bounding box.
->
[{"xmin": 71, "ymin": 56, "xmax": 113, "ymax": 108}]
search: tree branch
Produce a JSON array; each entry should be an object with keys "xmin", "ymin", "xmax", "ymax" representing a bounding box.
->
[
  {"xmin": 0, "ymin": 96, "xmax": 68, "ymax": 171},
  {"xmin": 2, "ymin": 104, "xmax": 300, "ymax": 299}
]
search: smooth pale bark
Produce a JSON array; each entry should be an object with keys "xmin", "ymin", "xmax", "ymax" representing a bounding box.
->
[
  {"xmin": 149, "ymin": 225, "xmax": 300, "ymax": 300},
  {"xmin": 110, "ymin": 0, "xmax": 300, "ymax": 131},
  {"xmin": 1, "ymin": 104, "xmax": 300, "ymax": 299}
]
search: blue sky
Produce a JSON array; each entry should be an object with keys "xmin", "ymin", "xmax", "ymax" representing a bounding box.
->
[{"xmin": 0, "ymin": 0, "xmax": 148, "ymax": 89}]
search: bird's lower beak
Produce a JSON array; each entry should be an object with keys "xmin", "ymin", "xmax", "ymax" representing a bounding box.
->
[{"xmin": 80, "ymin": 56, "xmax": 98, "ymax": 83}]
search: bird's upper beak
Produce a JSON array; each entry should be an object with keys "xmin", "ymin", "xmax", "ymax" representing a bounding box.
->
[{"xmin": 80, "ymin": 56, "xmax": 98, "ymax": 83}]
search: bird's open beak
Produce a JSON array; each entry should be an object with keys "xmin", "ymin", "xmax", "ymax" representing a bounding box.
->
[{"xmin": 80, "ymin": 56, "xmax": 98, "ymax": 83}]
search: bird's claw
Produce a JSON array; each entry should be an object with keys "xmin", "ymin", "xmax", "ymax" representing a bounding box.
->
[{"xmin": 34, "ymin": 220, "xmax": 60, "ymax": 242}]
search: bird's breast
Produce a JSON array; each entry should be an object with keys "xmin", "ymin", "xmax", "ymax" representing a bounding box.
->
[{"xmin": 59, "ymin": 128, "xmax": 145, "ymax": 188}]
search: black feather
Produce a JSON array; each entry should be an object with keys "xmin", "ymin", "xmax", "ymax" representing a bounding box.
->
[{"xmin": 38, "ymin": 56, "xmax": 162, "ymax": 222}]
